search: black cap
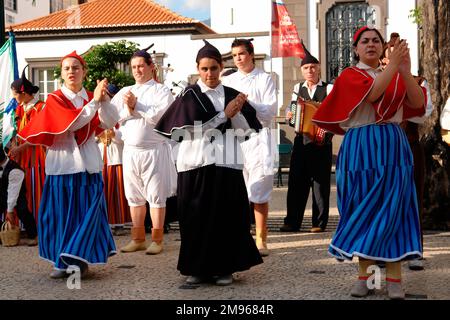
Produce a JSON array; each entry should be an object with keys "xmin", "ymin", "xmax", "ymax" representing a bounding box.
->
[
  {"xmin": 10, "ymin": 67, "xmax": 39, "ymax": 95},
  {"xmin": 300, "ymin": 41, "xmax": 319, "ymax": 66},
  {"xmin": 131, "ymin": 43, "xmax": 154, "ymax": 62},
  {"xmin": 196, "ymin": 40, "xmax": 222, "ymax": 64}
]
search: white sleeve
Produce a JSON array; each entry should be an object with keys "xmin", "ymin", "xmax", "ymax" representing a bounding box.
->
[
  {"xmin": 409, "ymin": 80, "xmax": 434, "ymax": 124},
  {"xmin": 291, "ymin": 83, "xmax": 300, "ymax": 101},
  {"xmin": 111, "ymin": 127, "xmax": 124, "ymax": 144},
  {"xmin": 247, "ymin": 77, "xmax": 277, "ymax": 123},
  {"xmin": 135, "ymin": 87, "xmax": 175, "ymax": 126},
  {"xmin": 230, "ymin": 112, "xmax": 250, "ymax": 131},
  {"xmin": 110, "ymin": 89, "xmax": 134, "ymax": 123},
  {"xmin": 440, "ymin": 97, "xmax": 450, "ymax": 130},
  {"xmin": 98, "ymin": 100, "xmax": 120, "ymax": 129},
  {"xmin": 326, "ymin": 84, "xmax": 334, "ymax": 95},
  {"xmin": 7, "ymin": 169, "xmax": 25, "ymax": 212},
  {"xmin": 69, "ymin": 99, "xmax": 101, "ymax": 131}
]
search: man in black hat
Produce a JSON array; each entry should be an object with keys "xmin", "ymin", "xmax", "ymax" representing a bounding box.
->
[
  {"xmin": 0, "ymin": 145, "xmax": 38, "ymax": 246},
  {"xmin": 280, "ymin": 42, "xmax": 334, "ymax": 233}
]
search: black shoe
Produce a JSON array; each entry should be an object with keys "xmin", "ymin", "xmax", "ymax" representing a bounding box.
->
[{"xmin": 279, "ymin": 224, "xmax": 300, "ymax": 232}]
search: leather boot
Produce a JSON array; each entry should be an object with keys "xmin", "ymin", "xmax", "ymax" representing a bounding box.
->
[
  {"xmin": 120, "ymin": 226, "xmax": 147, "ymax": 252},
  {"xmin": 255, "ymin": 228, "xmax": 269, "ymax": 257},
  {"xmin": 146, "ymin": 228, "xmax": 163, "ymax": 255}
]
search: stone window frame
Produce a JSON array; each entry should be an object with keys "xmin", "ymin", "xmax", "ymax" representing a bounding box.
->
[{"xmin": 317, "ymin": 0, "xmax": 388, "ymax": 81}]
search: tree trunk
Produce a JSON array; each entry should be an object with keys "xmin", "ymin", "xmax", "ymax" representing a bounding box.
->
[{"xmin": 418, "ymin": 0, "xmax": 450, "ymax": 230}]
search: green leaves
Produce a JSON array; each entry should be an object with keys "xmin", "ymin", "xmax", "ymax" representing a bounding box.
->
[{"xmin": 55, "ymin": 40, "xmax": 140, "ymax": 91}]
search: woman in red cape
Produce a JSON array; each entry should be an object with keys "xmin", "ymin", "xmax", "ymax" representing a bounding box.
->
[
  {"xmin": 10, "ymin": 69, "xmax": 46, "ymax": 226},
  {"xmin": 15, "ymin": 51, "xmax": 118, "ymax": 279},
  {"xmin": 312, "ymin": 26, "xmax": 426, "ymax": 299}
]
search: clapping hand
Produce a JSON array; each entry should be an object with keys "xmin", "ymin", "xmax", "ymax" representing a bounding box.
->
[
  {"xmin": 123, "ymin": 90, "xmax": 137, "ymax": 114},
  {"xmin": 387, "ymin": 38, "xmax": 410, "ymax": 73},
  {"xmin": 225, "ymin": 93, "xmax": 247, "ymax": 118},
  {"xmin": 94, "ymin": 78, "xmax": 109, "ymax": 102}
]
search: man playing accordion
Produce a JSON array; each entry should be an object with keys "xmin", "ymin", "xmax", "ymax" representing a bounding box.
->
[{"xmin": 280, "ymin": 42, "xmax": 333, "ymax": 233}]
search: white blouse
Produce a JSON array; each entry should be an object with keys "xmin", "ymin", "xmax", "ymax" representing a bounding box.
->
[
  {"xmin": 222, "ymin": 67, "xmax": 277, "ymax": 128},
  {"xmin": 111, "ymin": 79, "xmax": 174, "ymax": 149},
  {"xmin": 174, "ymin": 79, "xmax": 251, "ymax": 172},
  {"xmin": 340, "ymin": 62, "xmax": 407, "ymax": 131},
  {"xmin": 45, "ymin": 85, "xmax": 119, "ymax": 175}
]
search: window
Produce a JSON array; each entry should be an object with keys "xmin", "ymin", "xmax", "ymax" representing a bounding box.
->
[
  {"xmin": 5, "ymin": 14, "xmax": 15, "ymax": 24},
  {"xmin": 33, "ymin": 68, "xmax": 60, "ymax": 101},
  {"xmin": 4, "ymin": 0, "xmax": 17, "ymax": 11},
  {"xmin": 50, "ymin": 0, "xmax": 88, "ymax": 13},
  {"xmin": 326, "ymin": 2, "xmax": 376, "ymax": 82}
]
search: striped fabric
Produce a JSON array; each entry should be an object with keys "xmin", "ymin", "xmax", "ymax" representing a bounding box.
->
[
  {"xmin": 38, "ymin": 172, "xmax": 117, "ymax": 270},
  {"xmin": 103, "ymin": 163, "xmax": 131, "ymax": 226},
  {"xmin": 329, "ymin": 123, "xmax": 422, "ymax": 262}
]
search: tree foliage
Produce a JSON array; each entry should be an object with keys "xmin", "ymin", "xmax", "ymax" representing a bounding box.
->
[{"xmin": 55, "ymin": 40, "xmax": 139, "ymax": 91}]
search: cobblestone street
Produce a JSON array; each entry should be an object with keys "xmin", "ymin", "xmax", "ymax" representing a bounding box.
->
[{"xmin": 1, "ymin": 183, "xmax": 450, "ymax": 301}]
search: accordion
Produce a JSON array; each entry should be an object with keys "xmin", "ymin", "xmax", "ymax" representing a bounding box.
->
[{"xmin": 289, "ymin": 99, "xmax": 327, "ymax": 144}]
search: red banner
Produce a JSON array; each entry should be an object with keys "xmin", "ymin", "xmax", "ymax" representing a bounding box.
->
[{"xmin": 271, "ymin": 0, "xmax": 305, "ymax": 59}]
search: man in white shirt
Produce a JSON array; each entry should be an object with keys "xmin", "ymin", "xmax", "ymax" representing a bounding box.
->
[
  {"xmin": 111, "ymin": 48, "xmax": 177, "ymax": 255},
  {"xmin": 222, "ymin": 38, "xmax": 277, "ymax": 256},
  {"xmin": 0, "ymin": 146, "xmax": 37, "ymax": 246}
]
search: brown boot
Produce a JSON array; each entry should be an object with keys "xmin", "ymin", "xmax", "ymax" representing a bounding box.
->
[
  {"xmin": 255, "ymin": 228, "xmax": 269, "ymax": 257},
  {"xmin": 146, "ymin": 228, "xmax": 163, "ymax": 255},
  {"xmin": 120, "ymin": 226, "xmax": 147, "ymax": 253}
]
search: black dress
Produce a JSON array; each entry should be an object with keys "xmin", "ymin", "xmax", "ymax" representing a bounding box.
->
[{"xmin": 155, "ymin": 83, "xmax": 263, "ymax": 276}]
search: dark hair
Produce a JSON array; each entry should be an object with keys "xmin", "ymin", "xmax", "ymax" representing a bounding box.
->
[
  {"xmin": 131, "ymin": 44, "xmax": 154, "ymax": 66},
  {"xmin": 131, "ymin": 52, "xmax": 152, "ymax": 66},
  {"xmin": 352, "ymin": 28, "xmax": 385, "ymax": 62},
  {"xmin": 231, "ymin": 38, "xmax": 255, "ymax": 64}
]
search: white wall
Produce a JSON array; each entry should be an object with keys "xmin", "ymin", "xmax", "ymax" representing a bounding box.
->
[
  {"xmin": 5, "ymin": 0, "xmax": 50, "ymax": 25},
  {"xmin": 308, "ymin": 0, "xmax": 319, "ymax": 59},
  {"xmin": 211, "ymin": 0, "xmax": 271, "ymax": 33},
  {"xmin": 386, "ymin": 0, "xmax": 419, "ymax": 74},
  {"xmin": 16, "ymin": 34, "xmax": 199, "ymax": 86}
]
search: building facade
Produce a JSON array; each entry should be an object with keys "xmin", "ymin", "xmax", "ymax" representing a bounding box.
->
[
  {"xmin": 3, "ymin": 0, "xmax": 88, "ymax": 26},
  {"xmin": 7, "ymin": 0, "xmax": 421, "ymax": 148}
]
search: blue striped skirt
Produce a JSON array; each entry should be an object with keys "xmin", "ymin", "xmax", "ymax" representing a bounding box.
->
[
  {"xmin": 38, "ymin": 172, "xmax": 117, "ymax": 270},
  {"xmin": 329, "ymin": 124, "xmax": 422, "ymax": 262}
]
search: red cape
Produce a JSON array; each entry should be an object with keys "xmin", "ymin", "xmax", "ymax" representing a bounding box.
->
[
  {"xmin": 17, "ymin": 89, "xmax": 101, "ymax": 147},
  {"xmin": 312, "ymin": 67, "xmax": 426, "ymax": 135}
]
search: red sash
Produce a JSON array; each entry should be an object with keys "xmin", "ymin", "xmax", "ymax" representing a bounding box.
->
[
  {"xmin": 17, "ymin": 89, "xmax": 101, "ymax": 147},
  {"xmin": 312, "ymin": 67, "xmax": 426, "ymax": 135}
]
